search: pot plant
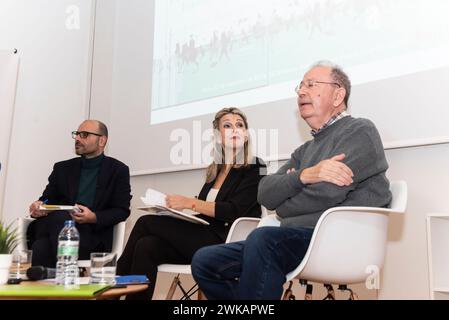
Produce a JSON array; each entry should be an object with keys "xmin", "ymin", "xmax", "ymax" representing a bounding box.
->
[{"xmin": 0, "ymin": 219, "xmax": 19, "ymax": 285}]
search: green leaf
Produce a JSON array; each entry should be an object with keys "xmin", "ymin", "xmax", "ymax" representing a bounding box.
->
[{"xmin": 0, "ymin": 220, "xmax": 19, "ymax": 254}]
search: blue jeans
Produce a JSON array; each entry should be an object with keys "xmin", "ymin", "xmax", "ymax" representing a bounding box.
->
[{"xmin": 191, "ymin": 226, "xmax": 314, "ymax": 300}]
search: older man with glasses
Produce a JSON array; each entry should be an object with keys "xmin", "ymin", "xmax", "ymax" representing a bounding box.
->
[
  {"xmin": 27, "ymin": 120, "xmax": 131, "ymax": 268},
  {"xmin": 191, "ymin": 61, "xmax": 392, "ymax": 300}
]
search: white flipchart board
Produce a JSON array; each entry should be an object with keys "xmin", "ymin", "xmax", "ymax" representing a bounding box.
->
[{"xmin": 0, "ymin": 50, "xmax": 19, "ymax": 219}]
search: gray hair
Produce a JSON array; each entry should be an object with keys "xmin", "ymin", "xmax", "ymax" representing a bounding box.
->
[{"xmin": 310, "ymin": 61, "xmax": 351, "ymax": 107}]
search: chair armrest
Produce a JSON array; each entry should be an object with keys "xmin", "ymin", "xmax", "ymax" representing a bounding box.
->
[
  {"xmin": 17, "ymin": 217, "xmax": 34, "ymax": 251},
  {"xmin": 257, "ymin": 214, "xmax": 281, "ymax": 228},
  {"xmin": 323, "ymin": 206, "xmax": 403, "ymax": 215},
  {"xmin": 111, "ymin": 221, "xmax": 126, "ymax": 259},
  {"xmin": 225, "ymin": 217, "xmax": 261, "ymax": 243}
]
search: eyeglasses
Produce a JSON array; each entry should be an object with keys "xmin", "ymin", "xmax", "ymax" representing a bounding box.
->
[
  {"xmin": 295, "ymin": 79, "xmax": 341, "ymax": 93},
  {"xmin": 71, "ymin": 131, "xmax": 102, "ymax": 139}
]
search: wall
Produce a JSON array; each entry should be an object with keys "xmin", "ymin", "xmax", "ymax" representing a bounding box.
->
[
  {"xmin": 380, "ymin": 144, "xmax": 449, "ymax": 299},
  {"xmin": 0, "ymin": 0, "xmax": 95, "ymax": 223},
  {"xmin": 88, "ymin": 0, "xmax": 116, "ymax": 125},
  {"xmin": 0, "ymin": 51, "xmax": 19, "ymax": 214}
]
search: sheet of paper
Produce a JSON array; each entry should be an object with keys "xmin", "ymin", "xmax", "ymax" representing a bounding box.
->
[{"xmin": 140, "ymin": 188, "xmax": 167, "ymax": 207}]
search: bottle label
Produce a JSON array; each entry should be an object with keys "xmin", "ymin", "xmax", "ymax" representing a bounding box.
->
[{"xmin": 57, "ymin": 241, "xmax": 79, "ymax": 256}]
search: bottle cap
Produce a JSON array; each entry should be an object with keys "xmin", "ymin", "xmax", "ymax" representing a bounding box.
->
[{"xmin": 64, "ymin": 220, "xmax": 75, "ymax": 227}]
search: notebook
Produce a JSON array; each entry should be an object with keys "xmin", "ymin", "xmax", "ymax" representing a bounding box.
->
[
  {"xmin": 0, "ymin": 284, "xmax": 111, "ymax": 298},
  {"xmin": 138, "ymin": 188, "xmax": 209, "ymax": 225}
]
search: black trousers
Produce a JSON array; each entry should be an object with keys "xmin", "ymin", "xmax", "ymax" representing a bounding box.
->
[
  {"xmin": 116, "ymin": 215, "xmax": 223, "ymax": 300},
  {"xmin": 27, "ymin": 212, "xmax": 105, "ymax": 268}
]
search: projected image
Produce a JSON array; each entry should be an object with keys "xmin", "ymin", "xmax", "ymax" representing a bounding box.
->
[{"xmin": 151, "ymin": 0, "xmax": 449, "ymax": 124}]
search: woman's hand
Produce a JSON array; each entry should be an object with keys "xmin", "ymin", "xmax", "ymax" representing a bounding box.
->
[{"xmin": 166, "ymin": 194, "xmax": 195, "ymax": 211}]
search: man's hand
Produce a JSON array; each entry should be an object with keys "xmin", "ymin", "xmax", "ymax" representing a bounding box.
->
[
  {"xmin": 166, "ymin": 194, "xmax": 195, "ymax": 211},
  {"xmin": 29, "ymin": 200, "xmax": 47, "ymax": 218},
  {"xmin": 299, "ymin": 153, "xmax": 354, "ymax": 186},
  {"xmin": 70, "ymin": 204, "xmax": 97, "ymax": 224}
]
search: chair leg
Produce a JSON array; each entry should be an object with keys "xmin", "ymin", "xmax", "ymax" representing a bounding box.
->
[
  {"xmin": 165, "ymin": 274, "xmax": 201, "ymax": 300},
  {"xmin": 338, "ymin": 285, "xmax": 359, "ymax": 300},
  {"xmin": 304, "ymin": 284, "xmax": 313, "ymax": 300},
  {"xmin": 349, "ymin": 290, "xmax": 359, "ymax": 300},
  {"xmin": 282, "ymin": 281, "xmax": 295, "ymax": 300},
  {"xmin": 179, "ymin": 282, "xmax": 199, "ymax": 300},
  {"xmin": 166, "ymin": 274, "xmax": 180, "ymax": 300},
  {"xmin": 299, "ymin": 279, "xmax": 313, "ymax": 300},
  {"xmin": 323, "ymin": 284, "xmax": 335, "ymax": 300}
]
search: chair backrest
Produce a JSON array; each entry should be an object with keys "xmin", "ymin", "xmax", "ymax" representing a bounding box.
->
[
  {"xmin": 111, "ymin": 221, "xmax": 126, "ymax": 259},
  {"xmin": 225, "ymin": 205, "xmax": 275, "ymax": 243},
  {"xmin": 256, "ymin": 214, "xmax": 280, "ymax": 228},
  {"xmin": 225, "ymin": 217, "xmax": 260, "ymax": 243},
  {"xmin": 293, "ymin": 209, "xmax": 391, "ymax": 284},
  {"xmin": 17, "ymin": 217, "xmax": 33, "ymax": 252},
  {"xmin": 76, "ymin": 220, "xmax": 126, "ymax": 268},
  {"xmin": 285, "ymin": 180, "xmax": 407, "ymax": 284},
  {"xmin": 389, "ymin": 180, "xmax": 408, "ymax": 213}
]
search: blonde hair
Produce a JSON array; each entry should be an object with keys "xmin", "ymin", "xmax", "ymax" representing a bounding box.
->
[{"xmin": 206, "ymin": 107, "xmax": 253, "ymax": 183}]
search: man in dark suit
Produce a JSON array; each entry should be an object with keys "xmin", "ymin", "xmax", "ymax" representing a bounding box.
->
[{"xmin": 27, "ymin": 120, "xmax": 132, "ymax": 267}]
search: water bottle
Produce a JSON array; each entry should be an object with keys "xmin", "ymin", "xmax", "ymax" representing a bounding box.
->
[{"xmin": 55, "ymin": 220, "xmax": 80, "ymax": 286}]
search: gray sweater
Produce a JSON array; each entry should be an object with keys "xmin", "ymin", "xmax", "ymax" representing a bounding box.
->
[{"xmin": 258, "ymin": 116, "xmax": 392, "ymax": 228}]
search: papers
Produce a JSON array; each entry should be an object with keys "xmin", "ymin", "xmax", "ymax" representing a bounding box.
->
[
  {"xmin": 39, "ymin": 204, "xmax": 81, "ymax": 212},
  {"xmin": 138, "ymin": 188, "xmax": 209, "ymax": 225},
  {"xmin": 141, "ymin": 188, "xmax": 166, "ymax": 207}
]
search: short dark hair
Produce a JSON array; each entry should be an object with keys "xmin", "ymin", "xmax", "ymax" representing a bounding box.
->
[{"xmin": 96, "ymin": 120, "xmax": 108, "ymax": 137}]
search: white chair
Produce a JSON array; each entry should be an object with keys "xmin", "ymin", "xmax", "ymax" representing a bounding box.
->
[
  {"xmin": 17, "ymin": 217, "xmax": 127, "ymax": 268},
  {"xmin": 157, "ymin": 217, "xmax": 261, "ymax": 300},
  {"xmin": 232, "ymin": 180, "xmax": 408, "ymax": 300}
]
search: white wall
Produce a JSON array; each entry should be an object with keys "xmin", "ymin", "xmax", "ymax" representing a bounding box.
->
[
  {"xmin": 0, "ymin": 0, "xmax": 95, "ymax": 223},
  {"xmin": 0, "ymin": 51, "xmax": 19, "ymax": 214},
  {"xmin": 380, "ymin": 144, "xmax": 449, "ymax": 299},
  {"xmin": 89, "ymin": 0, "xmax": 116, "ymax": 125}
]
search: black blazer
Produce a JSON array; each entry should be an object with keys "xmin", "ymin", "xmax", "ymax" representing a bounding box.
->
[
  {"xmin": 197, "ymin": 157, "xmax": 266, "ymax": 241},
  {"xmin": 37, "ymin": 155, "xmax": 132, "ymax": 250}
]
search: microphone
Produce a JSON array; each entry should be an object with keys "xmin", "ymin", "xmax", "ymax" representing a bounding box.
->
[{"xmin": 26, "ymin": 266, "xmax": 57, "ymax": 281}]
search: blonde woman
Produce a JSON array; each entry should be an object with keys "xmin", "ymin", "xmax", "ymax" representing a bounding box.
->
[{"xmin": 117, "ymin": 107, "xmax": 265, "ymax": 300}]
